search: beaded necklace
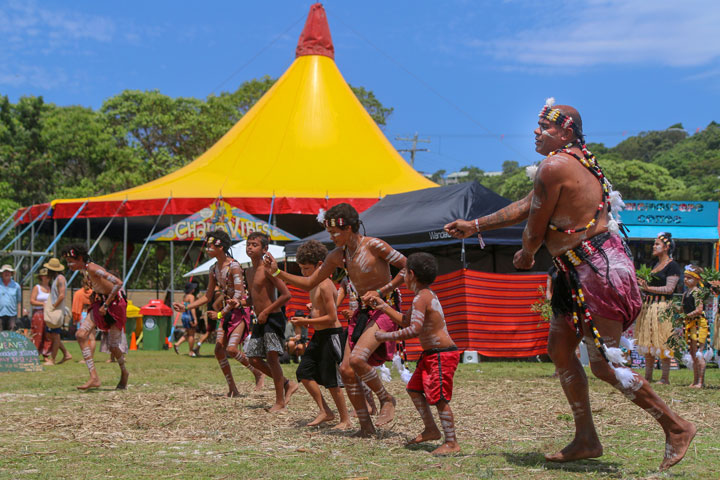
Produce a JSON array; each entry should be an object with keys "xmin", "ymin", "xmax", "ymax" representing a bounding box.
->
[{"xmin": 547, "ymin": 143, "xmax": 610, "ymax": 235}]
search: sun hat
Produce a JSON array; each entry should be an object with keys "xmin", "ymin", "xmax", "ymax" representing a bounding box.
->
[
  {"xmin": 0, "ymin": 264, "xmax": 14, "ymax": 273},
  {"xmin": 43, "ymin": 258, "xmax": 65, "ymax": 272}
]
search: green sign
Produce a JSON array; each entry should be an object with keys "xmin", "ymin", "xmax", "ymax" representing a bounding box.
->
[{"xmin": 0, "ymin": 331, "xmax": 41, "ymax": 372}]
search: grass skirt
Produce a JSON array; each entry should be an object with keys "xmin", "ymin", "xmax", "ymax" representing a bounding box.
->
[{"xmin": 634, "ymin": 298, "xmax": 673, "ymax": 358}]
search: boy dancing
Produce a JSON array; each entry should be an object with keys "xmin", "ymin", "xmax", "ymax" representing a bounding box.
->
[
  {"xmin": 62, "ymin": 245, "xmax": 129, "ymax": 390},
  {"xmin": 265, "ymin": 203, "xmax": 407, "ymax": 436},
  {"xmin": 372, "ymin": 252, "xmax": 460, "ymax": 455},
  {"xmin": 243, "ymin": 232, "xmax": 298, "ymax": 412},
  {"xmin": 292, "ymin": 240, "xmax": 351, "ymax": 429},
  {"xmin": 173, "ymin": 231, "xmax": 263, "ymax": 397}
]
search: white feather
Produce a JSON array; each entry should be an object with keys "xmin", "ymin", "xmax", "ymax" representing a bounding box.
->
[
  {"xmin": 604, "ymin": 345, "xmax": 628, "ymax": 365},
  {"xmin": 607, "ymin": 218, "xmax": 620, "ymax": 235},
  {"xmin": 316, "ymin": 208, "xmax": 326, "ymax": 224},
  {"xmin": 695, "ymin": 350, "xmax": 704, "ymax": 359},
  {"xmin": 392, "ymin": 353, "xmax": 404, "ymax": 374},
  {"xmin": 609, "ymin": 190, "xmax": 625, "ymax": 213},
  {"xmin": 376, "ymin": 364, "xmax": 392, "ymax": 383},
  {"xmin": 545, "ymin": 97, "xmax": 556, "ymax": 107},
  {"xmin": 664, "ymin": 349, "xmax": 671, "ymax": 358},
  {"xmin": 400, "ymin": 368, "xmax": 413, "ymax": 385},
  {"xmin": 619, "ymin": 336, "xmax": 636, "ymax": 352},
  {"xmin": 526, "ymin": 165, "xmax": 538, "ymax": 181},
  {"xmin": 681, "ymin": 352, "xmax": 693, "ymax": 368},
  {"xmin": 612, "ymin": 366, "xmax": 637, "ymax": 389},
  {"xmin": 703, "ymin": 349, "xmax": 714, "ymax": 362}
]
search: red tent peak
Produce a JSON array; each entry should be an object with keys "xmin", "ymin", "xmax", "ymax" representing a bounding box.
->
[{"xmin": 296, "ymin": 3, "xmax": 334, "ymax": 60}]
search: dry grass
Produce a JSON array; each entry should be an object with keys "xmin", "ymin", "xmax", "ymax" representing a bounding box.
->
[{"xmin": 1, "ymin": 343, "xmax": 719, "ymax": 479}]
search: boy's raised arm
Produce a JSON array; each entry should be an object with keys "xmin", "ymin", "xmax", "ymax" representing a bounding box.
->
[{"xmin": 264, "ymin": 250, "xmax": 341, "ymax": 292}]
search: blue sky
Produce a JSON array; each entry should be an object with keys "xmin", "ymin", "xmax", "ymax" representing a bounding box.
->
[{"xmin": 2, "ymin": 0, "xmax": 719, "ymax": 175}]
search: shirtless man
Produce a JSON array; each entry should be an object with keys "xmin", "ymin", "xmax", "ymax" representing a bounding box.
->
[
  {"xmin": 62, "ymin": 244, "xmax": 129, "ymax": 390},
  {"xmin": 373, "ymin": 252, "xmax": 460, "ymax": 455},
  {"xmin": 173, "ymin": 231, "xmax": 263, "ymax": 397},
  {"xmin": 444, "ymin": 99, "xmax": 695, "ymax": 471},
  {"xmin": 265, "ymin": 203, "xmax": 407, "ymax": 436},
  {"xmin": 243, "ymin": 232, "xmax": 298, "ymax": 413}
]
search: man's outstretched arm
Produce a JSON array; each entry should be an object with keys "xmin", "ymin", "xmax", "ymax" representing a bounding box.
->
[{"xmin": 444, "ymin": 191, "xmax": 532, "ymax": 238}]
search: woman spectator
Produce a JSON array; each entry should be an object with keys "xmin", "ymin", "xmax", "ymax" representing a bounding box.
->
[
  {"xmin": 29, "ymin": 268, "xmax": 52, "ymax": 360},
  {"xmin": 43, "ymin": 258, "xmax": 72, "ymax": 365},
  {"xmin": 635, "ymin": 232, "xmax": 681, "ymax": 384}
]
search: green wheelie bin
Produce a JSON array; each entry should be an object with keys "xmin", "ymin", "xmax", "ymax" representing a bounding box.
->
[{"xmin": 139, "ymin": 300, "xmax": 173, "ymax": 350}]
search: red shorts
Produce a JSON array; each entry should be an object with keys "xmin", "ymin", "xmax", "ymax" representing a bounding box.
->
[{"xmin": 406, "ymin": 348, "xmax": 460, "ymax": 405}]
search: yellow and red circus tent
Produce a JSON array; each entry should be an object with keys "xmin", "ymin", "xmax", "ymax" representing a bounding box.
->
[{"xmin": 19, "ymin": 3, "xmax": 435, "ymax": 223}]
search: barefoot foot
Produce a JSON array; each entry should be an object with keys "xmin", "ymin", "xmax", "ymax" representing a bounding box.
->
[
  {"xmin": 375, "ymin": 397, "xmax": 397, "ymax": 426},
  {"xmin": 659, "ymin": 421, "xmax": 697, "ymax": 471},
  {"xmin": 116, "ymin": 370, "xmax": 129, "ymax": 390},
  {"xmin": 432, "ymin": 442, "xmax": 461, "ymax": 455},
  {"xmin": 406, "ymin": 428, "xmax": 442, "ymax": 445},
  {"xmin": 331, "ymin": 421, "xmax": 353, "ymax": 431},
  {"xmin": 58, "ymin": 354, "xmax": 72, "ymax": 364},
  {"xmin": 351, "ymin": 427, "xmax": 376, "ymax": 438},
  {"xmin": 253, "ymin": 373, "xmax": 265, "ymax": 392},
  {"xmin": 545, "ymin": 438, "xmax": 603, "ymax": 463},
  {"xmin": 77, "ymin": 378, "xmax": 101, "ymax": 390},
  {"xmin": 284, "ymin": 380, "xmax": 299, "ymax": 406},
  {"xmin": 266, "ymin": 402, "xmax": 286, "ymax": 414},
  {"xmin": 227, "ymin": 389, "xmax": 241, "ymax": 398},
  {"xmin": 308, "ymin": 410, "xmax": 335, "ymax": 427}
]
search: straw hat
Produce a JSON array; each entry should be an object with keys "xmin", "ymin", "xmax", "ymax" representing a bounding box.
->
[
  {"xmin": 43, "ymin": 258, "xmax": 65, "ymax": 272},
  {"xmin": 37, "ymin": 268, "xmax": 49, "ymax": 277},
  {"xmin": 0, "ymin": 264, "xmax": 14, "ymax": 273}
]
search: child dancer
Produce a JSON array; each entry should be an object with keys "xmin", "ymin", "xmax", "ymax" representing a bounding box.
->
[
  {"xmin": 292, "ymin": 240, "xmax": 351, "ymax": 429},
  {"xmin": 373, "ymin": 253, "xmax": 460, "ymax": 455}
]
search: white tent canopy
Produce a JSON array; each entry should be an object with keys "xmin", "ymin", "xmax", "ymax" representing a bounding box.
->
[{"xmin": 183, "ymin": 241, "xmax": 286, "ymax": 277}]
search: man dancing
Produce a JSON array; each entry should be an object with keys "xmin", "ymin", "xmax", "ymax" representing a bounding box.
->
[
  {"xmin": 265, "ymin": 203, "xmax": 406, "ymax": 436},
  {"xmin": 445, "ymin": 99, "xmax": 695, "ymax": 471},
  {"xmin": 62, "ymin": 245, "xmax": 129, "ymax": 390}
]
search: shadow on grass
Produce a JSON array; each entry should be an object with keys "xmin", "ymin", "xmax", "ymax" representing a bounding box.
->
[{"xmin": 503, "ymin": 452, "xmax": 621, "ymax": 474}]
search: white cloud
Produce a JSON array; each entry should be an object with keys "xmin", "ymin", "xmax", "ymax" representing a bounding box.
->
[
  {"xmin": 468, "ymin": 0, "xmax": 720, "ymax": 68},
  {"xmin": 0, "ymin": 0, "xmax": 116, "ymax": 49},
  {"xmin": 0, "ymin": 63, "xmax": 69, "ymax": 90}
]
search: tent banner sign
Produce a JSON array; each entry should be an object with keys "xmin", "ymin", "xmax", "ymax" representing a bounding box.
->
[
  {"xmin": 622, "ymin": 200, "xmax": 718, "ymax": 227},
  {"xmin": 149, "ymin": 200, "xmax": 299, "ymax": 242},
  {"xmin": 0, "ymin": 331, "xmax": 41, "ymax": 372}
]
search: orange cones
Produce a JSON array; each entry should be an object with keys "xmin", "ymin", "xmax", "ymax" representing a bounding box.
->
[{"xmin": 130, "ymin": 332, "xmax": 138, "ymax": 351}]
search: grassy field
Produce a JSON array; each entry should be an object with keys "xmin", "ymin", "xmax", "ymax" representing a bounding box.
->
[{"xmin": 1, "ymin": 342, "xmax": 719, "ymax": 480}]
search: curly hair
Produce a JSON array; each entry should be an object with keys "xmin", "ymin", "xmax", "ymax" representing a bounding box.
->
[
  {"xmin": 206, "ymin": 230, "xmax": 232, "ymax": 254},
  {"xmin": 61, "ymin": 244, "xmax": 89, "ymax": 262},
  {"xmin": 296, "ymin": 240, "xmax": 328, "ymax": 266},
  {"xmin": 325, "ymin": 203, "xmax": 360, "ymax": 233},
  {"xmin": 247, "ymin": 231, "xmax": 269, "ymax": 250},
  {"xmin": 406, "ymin": 252, "xmax": 438, "ymax": 285}
]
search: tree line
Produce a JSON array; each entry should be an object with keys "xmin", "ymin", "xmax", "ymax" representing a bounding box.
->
[{"xmin": 434, "ymin": 122, "xmax": 720, "ymax": 202}]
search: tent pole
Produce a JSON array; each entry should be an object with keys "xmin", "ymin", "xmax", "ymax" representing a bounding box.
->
[
  {"xmin": 123, "ymin": 197, "xmax": 171, "ymax": 286},
  {"xmin": 66, "ymin": 202, "xmax": 126, "ymax": 287},
  {"xmin": 53, "ymin": 219, "xmax": 57, "ymax": 257},
  {"xmin": 23, "ymin": 201, "xmax": 88, "ymax": 284},
  {"xmin": 1, "ymin": 204, "xmax": 52, "ymax": 253},
  {"xmin": 86, "ymin": 218, "xmax": 90, "ymax": 248},
  {"xmin": 123, "ymin": 217, "xmax": 128, "ymax": 282},
  {"xmin": 0, "ymin": 208, "xmax": 29, "ymax": 245},
  {"xmin": 461, "ymin": 238, "xmax": 466, "ymax": 269},
  {"xmin": 170, "ymin": 241, "xmax": 174, "ymax": 305}
]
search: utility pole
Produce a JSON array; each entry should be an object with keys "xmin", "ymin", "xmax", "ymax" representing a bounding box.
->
[{"xmin": 396, "ymin": 132, "xmax": 430, "ymax": 167}]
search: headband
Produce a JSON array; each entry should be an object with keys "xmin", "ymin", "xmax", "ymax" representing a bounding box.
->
[
  {"xmin": 64, "ymin": 248, "xmax": 79, "ymax": 258},
  {"xmin": 684, "ymin": 266, "xmax": 704, "ymax": 286},
  {"xmin": 323, "ymin": 218, "xmax": 347, "ymax": 228},
  {"xmin": 658, "ymin": 233, "xmax": 672, "ymax": 247},
  {"xmin": 538, "ymin": 97, "xmax": 584, "ymax": 141}
]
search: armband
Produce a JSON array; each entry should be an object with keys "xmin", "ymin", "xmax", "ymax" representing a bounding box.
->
[
  {"xmin": 272, "ymin": 269, "xmax": 281, "ymax": 277},
  {"xmin": 475, "ymin": 218, "xmax": 480, "ymax": 232},
  {"xmin": 376, "ymin": 288, "xmax": 383, "ymax": 297},
  {"xmin": 217, "ymin": 311, "xmax": 223, "ymax": 319}
]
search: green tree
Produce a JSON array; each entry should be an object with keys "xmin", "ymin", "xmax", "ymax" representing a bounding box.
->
[{"xmin": 601, "ymin": 159, "xmax": 687, "ymax": 200}]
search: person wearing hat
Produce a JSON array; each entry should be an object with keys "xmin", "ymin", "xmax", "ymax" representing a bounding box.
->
[
  {"xmin": 42, "ymin": 258, "xmax": 72, "ymax": 365},
  {"xmin": 0, "ymin": 264, "xmax": 26, "ymax": 331},
  {"xmin": 29, "ymin": 267, "xmax": 53, "ymax": 358}
]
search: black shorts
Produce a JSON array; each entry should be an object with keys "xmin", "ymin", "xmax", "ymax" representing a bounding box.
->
[{"xmin": 295, "ymin": 327, "xmax": 344, "ymax": 389}]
